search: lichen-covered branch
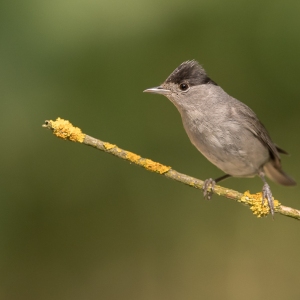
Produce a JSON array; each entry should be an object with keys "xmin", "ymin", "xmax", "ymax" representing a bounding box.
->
[{"xmin": 42, "ymin": 118, "xmax": 300, "ymax": 220}]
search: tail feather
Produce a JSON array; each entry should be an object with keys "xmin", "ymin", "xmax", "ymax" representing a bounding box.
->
[{"xmin": 264, "ymin": 161, "xmax": 296, "ymax": 186}]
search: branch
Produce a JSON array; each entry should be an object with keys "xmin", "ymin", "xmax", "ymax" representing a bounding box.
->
[{"xmin": 42, "ymin": 118, "xmax": 300, "ymax": 220}]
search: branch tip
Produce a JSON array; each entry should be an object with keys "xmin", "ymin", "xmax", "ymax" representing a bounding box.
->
[{"xmin": 42, "ymin": 118, "xmax": 85, "ymax": 143}]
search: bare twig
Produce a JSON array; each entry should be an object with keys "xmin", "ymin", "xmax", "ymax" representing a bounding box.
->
[{"xmin": 42, "ymin": 118, "xmax": 300, "ymax": 220}]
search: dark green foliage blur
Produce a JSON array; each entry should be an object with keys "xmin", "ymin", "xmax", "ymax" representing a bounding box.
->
[{"xmin": 1, "ymin": 1, "xmax": 300, "ymax": 299}]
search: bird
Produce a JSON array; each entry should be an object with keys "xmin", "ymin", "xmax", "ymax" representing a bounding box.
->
[{"xmin": 144, "ymin": 60, "xmax": 296, "ymax": 216}]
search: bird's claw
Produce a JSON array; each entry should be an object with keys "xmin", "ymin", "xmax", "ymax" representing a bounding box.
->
[
  {"xmin": 262, "ymin": 182, "xmax": 275, "ymax": 217},
  {"xmin": 203, "ymin": 178, "xmax": 216, "ymax": 200}
]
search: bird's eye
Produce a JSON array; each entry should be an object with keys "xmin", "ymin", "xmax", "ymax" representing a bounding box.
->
[{"xmin": 179, "ymin": 83, "xmax": 189, "ymax": 91}]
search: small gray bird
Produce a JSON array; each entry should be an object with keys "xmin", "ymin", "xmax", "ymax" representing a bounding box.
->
[{"xmin": 144, "ymin": 60, "xmax": 296, "ymax": 216}]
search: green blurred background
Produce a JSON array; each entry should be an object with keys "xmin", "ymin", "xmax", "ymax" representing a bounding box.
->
[{"xmin": 1, "ymin": 0, "xmax": 300, "ymax": 299}]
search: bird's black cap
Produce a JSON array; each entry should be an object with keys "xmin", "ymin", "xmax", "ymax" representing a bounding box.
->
[{"xmin": 165, "ymin": 60, "xmax": 217, "ymax": 86}]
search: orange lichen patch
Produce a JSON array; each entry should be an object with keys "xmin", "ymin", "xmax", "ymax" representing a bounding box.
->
[
  {"xmin": 125, "ymin": 155, "xmax": 166, "ymax": 172},
  {"xmin": 140, "ymin": 159, "xmax": 171, "ymax": 174},
  {"xmin": 241, "ymin": 190, "xmax": 281, "ymax": 218},
  {"xmin": 43, "ymin": 118, "xmax": 85, "ymax": 142},
  {"xmin": 126, "ymin": 151, "xmax": 141, "ymax": 163},
  {"xmin": 103, "ymin": 142, "xmax": 116, "ymax": 150}
]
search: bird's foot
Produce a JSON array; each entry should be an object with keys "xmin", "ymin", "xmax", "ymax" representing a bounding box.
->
[
  {"xmin": 262, "ymin": 182, "xmax": 275, "ymax": 217},
  {"xmin": 203, "ymin": 178, "xmax": 216, "ymax": 200}
]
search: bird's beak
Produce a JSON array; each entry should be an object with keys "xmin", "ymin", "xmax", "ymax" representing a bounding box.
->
[{"xmin": 143, "ymin": 86, "xmax": 170, "ymax": 95}]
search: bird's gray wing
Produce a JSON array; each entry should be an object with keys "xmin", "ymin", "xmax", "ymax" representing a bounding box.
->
[
  {"xmin": 275, "ymin": 145, "xmax": 289, "ymax": 155},
  {"xmin": 236, "ymin": 102, "xmax": 281, "ymax": 166}
]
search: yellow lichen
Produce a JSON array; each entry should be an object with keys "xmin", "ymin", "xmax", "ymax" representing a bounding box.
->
[
  {"xmin": 103, "ymin": 142, "xmax": 116, "ymax": 150},
  {"xmin": 126, "ymin": 151, "xmax": 141, "ymax": 163},
  {"xmin": 45, "ymin": 118, "xmax": 85, "ymax": 142},
  {"xmin": 140, "ymin": 159, "xmax": 171, "ymax": 174},
  {"xmin": 241, "ymin": 190, "xmax": 281, "ymax": 218}
]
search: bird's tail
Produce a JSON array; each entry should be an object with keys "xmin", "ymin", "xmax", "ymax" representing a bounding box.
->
[{"xmin": 264, "ymin": 161, "xmax": 296, "ymax": 186}]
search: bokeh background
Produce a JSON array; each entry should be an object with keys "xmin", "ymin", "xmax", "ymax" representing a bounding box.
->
[{"xmin": 1, "ymin": 1, "xmax": 300, "ymax": 299}]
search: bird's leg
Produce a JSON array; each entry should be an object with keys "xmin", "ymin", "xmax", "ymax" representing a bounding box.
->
[
  {"xmin": 259, "ymin": 171, "xmax": 275, "ymax": 217},
  {"xmin": 203, "ymin": 174, "xmax": 231, "ymax": 200},
  {"xmin": 203, "ymin": 178, "xmax": 215, "ymax": 200}
]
